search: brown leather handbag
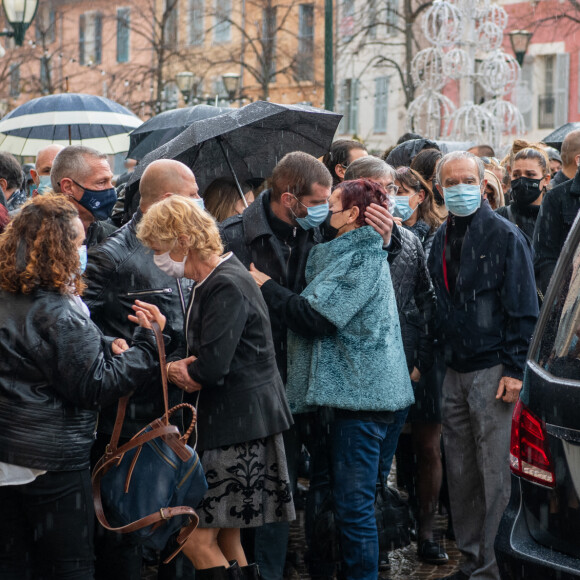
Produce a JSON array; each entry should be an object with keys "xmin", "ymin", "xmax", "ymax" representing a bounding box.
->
[{"xmin": 92, "ymin": 322, "xmax": 208, "ymax": 562}]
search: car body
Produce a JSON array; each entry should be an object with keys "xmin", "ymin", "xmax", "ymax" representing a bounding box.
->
[{"xmin": 495, "ymin": 213, "xmax": 580, "ymax": 579}]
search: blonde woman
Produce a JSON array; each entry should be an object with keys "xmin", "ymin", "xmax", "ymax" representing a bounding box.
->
[{"xmin": 137, "ymin": 195, "xmax": 294, "ymax": 580}]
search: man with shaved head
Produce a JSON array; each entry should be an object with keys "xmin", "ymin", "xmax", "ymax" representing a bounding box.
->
[
  {"xmin": 31, "ymin": 144, "xmax": 64, "ymax": 196},
  {"xmin": 551, "ymin": 129, "xmax": 580, "ymax": 188},
  {"xmin": 84, "ymin": 158, "xmax": 201, "ymax": 580}
]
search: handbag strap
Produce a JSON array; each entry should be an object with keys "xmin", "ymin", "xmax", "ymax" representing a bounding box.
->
[{"xmin": 108, "ymin": 321, "xmax": 169, "ymax": 455}]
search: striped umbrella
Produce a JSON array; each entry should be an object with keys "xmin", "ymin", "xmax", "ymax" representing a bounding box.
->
[{"xmin": 0, "ymin": 93, "xmax": 143, "ymax": 157}]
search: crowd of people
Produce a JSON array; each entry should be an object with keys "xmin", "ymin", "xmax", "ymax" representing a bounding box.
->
[{"xmin": 0, "ymin": 124, "xmax": 578, "ymax": 580}]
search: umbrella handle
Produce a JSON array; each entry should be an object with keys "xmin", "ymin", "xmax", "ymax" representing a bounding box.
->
[{"xmin": 216, "ymin": 136, "xmax": 248, "ymax": 209}]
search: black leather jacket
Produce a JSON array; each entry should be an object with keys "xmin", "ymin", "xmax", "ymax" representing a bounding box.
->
[
  {"xmin": 0, "ymin": 290, "xmax": 158, "ymax": 471},
  {"xmin": 390, "ymin": 227, "xmax": 436, "ymax": 374},
  {"xmin": 84, "ymin": 210, "xmax": 192, "ymax": 437}
]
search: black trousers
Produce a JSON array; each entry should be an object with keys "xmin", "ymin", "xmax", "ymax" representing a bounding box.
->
[{"xmin": 0, "ymin": 468, "xmax": 95, "ymax": 580}]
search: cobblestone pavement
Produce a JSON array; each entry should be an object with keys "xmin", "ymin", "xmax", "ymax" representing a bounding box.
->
[{"xmin": 285, "ymin": 509, "xmax": 461, "ymax": 580}]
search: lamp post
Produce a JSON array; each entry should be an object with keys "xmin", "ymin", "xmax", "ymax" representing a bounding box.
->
[
  {"xmin": 509, "ymin": 30, "xmax": 532, "ymax": 67},
  {"xmin": 222, "ymin": 72, "xmax": 240, "ymax": 104},
  {"xmin": 1, "ymin": 0, "xmax": 39, "ymax": 46},
  {"xmin": 175, "ymin": 71, "xmax": 200, "ymax": 106}
]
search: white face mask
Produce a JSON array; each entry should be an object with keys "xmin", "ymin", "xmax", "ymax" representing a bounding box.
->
[{"xmin": 153, "ymin": 250, "xmax": 187, "ymax": 278}]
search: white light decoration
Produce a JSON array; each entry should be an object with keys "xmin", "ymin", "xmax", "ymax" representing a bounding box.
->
[
  {"xmin": 478, "ymin": 50, "xmax": 520, "ymax": 97},
  {"xmin": 477, "ymin": 21, "xmax": 503, "ymax": 52},
  {"xmin": 411, "ymin": 47, "xmax": 446, "ymax": 90},
  {"xmin": 444, "ymin": 101, "xmax": 499, "ymax": 144},
  {"xmin": 407, "ymin": 0, "xmax": 525, "ymax": 148},
  {"xmin": 442, "ymin": 47, "xmax": 472, "ymax": 79},
  {"xmin": 407, "ymin": 90, "xmax": 456, "ymax": 139},
  {"xmin": 423, "ymin": 0, "xmax": 463, "ymax": 48},
  {"xmin": 481, "ymin": 98, "xmax": 525, "ymax": 136}
]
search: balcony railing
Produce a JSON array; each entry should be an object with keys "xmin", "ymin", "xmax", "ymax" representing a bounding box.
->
[{"xmin": 538, "ymin": 94, "xmax": 556, "ymax": 129}]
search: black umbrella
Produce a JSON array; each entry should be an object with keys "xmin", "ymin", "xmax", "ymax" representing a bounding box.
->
[
  {"xmin": 126, "ymin": 101, "xmax": 342, "ymax": 207},
  {"xmin": 127, "ymin": 104, "xmax": 228, "ymax": 161},
  {"xmin": 542, "ymin": 122, "xmax": 580, "ymax": 150}
]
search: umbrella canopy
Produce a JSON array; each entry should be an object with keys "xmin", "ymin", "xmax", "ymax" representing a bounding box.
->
[
  {"xmin": 126, "ymin": 101, "xmax": 342, "ymax": 201},
  {"xmin": 0, "ymin": 93, "xmax": 143, "ymax": 157},
  {"xmin": 127, "ymin": 104, "xmax": 228, "ymax": 161},
  {"xmin": 542, "ymin": 122, "xmax": 580, "ymax": 150}
]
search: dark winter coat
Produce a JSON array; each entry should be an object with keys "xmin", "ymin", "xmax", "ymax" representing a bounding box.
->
[
  {"xmin": 183, "ymin": 255, "xmax": 293, "ymax": 451},
  {"xmin": 84, "ymin": 210, "xmax": 191, "ymax": 437},
  {"xmin": 85, "ymin": 219, "xmax": 117, "ymax": 248},
  {"xmin": 428, "ymin": 202, "xmax": 538, "ymax": 380},
  {"xmin": 0, "ymin": 289, "xmax": 158, "ymax": 471},
  {"xmin": 549, "ymin": 169, "xmax": 570, "ymax": 190},
  {"xmin": 496, "ymin": 202, "xmax": 540, "ymax": 243},
  {"xmin": 390, "ymin": 226, "xmax": 436, "ymax": 374},
  {"xmin": 533, "ymin": 168, "xmax": 580, "ymax": 295}
]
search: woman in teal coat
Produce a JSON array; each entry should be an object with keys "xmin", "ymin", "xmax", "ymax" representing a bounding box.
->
[{"xmin": 287, "ymin": 178, "xmax": 414, "ymax": 580}]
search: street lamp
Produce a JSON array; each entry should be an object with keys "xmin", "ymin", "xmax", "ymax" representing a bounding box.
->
[
  {"xmin": 175, "ymin": 71, "xmax": 200, "ymax": 105},
  {"xmin": 222, "ymin": 72, "xmax": 240, "ymax": 102},
  {"xmin": 509, "ymin": 30, "xmax": 532, "ymax": 67},
  {"xmin": 1, "ymin": 0, "xmax": 39, "ymax": 46}
]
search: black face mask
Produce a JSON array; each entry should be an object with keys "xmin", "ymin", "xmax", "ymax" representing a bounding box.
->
[{"xmin": 510, "ymin": 177, "xmax": 543, "ymax": 208}]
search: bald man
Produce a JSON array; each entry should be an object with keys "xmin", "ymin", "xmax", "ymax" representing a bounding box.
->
[
  {"xmin": 551, "ymin": 129, "xmax": 580, "ymax": 189},
  {"xmin": 31, "ymin": 144, "xmax": 64, "ymax": 196},
  {"xmin": 85, "ymin": 159, "xmax": 201, "ymax": 580}
]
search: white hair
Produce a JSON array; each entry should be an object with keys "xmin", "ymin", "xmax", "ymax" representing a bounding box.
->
[{"xmin": 436, "ymin": 151, "xmax": 485, "ymax": 186}]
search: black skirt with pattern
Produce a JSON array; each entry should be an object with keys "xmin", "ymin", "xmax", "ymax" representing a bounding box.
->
[{"xmin": 197, "ymin": 433, "xmax": 295, "ymax": 528}]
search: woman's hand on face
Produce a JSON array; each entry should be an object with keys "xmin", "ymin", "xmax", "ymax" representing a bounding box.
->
[
  {"xmin": 128, "ymin": 300, "xmax": 166, "ymax": 331},
  {"xmin": 365, "ymin": 203, "xmax": 394, "ymax": 246},
  {"xmin": 111, "ymin": 338, "xmax": 130, "ymax": 355},
  {"xmin": 167, "ymin": 356, "xmax": 201, "ymax": 393}
]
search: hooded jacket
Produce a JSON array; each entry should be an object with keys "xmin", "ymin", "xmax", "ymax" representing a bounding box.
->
[{"xmin": 286, "ymin": 226, "xmax": 414, "ymax": 413}]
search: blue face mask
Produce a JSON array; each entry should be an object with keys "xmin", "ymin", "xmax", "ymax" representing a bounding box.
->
[
  {"xmin": 78, "ymin": 245, "xmax": 88, "ymax": 274},
  {"xmin": 72, "ymin": 179, "xmax": 117, "ymax": 221},
  {"xmin": 393, "ymin": 194, "xmax": 417, "ymax": 222},
  {"xmin": 193, "ymin": 197, "xmax": 205, "ymax": 212},
  {"xmin": 443, "ymin": 184, "xmax": 482, "ymax": 217},
  {"xmin": 36, "ymin": 175, "xmax": 53, "ymax": 195},
  {"xmin": 292, "ymin": 195, "xmax": 329, "ymax": 230}
]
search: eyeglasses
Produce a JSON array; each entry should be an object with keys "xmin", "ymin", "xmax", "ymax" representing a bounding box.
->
[
  {"xmin": 385, "ymin": 183, "xmax": 399, "ymax": 195},
  {"xmin": 481, "ymin": 156, "xmax": 499, "ymax": 165}
]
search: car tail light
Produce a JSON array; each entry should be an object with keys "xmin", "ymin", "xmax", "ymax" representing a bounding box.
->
[{"xmin": 510, "ymin": 400, "xmax": 555, "ymax": 487}]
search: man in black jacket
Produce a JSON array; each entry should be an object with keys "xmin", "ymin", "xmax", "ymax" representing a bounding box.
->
[
  {"xmin": 220, "ymin": 151, "xmax": 397, "ymax": 580},
  {"xmin": 429, "ymin": 152, "xmax": 538, "ymax": 580},
  {"xmin": 533, "ymin": 164, "xmax": 580, "ymax": 295},
  {"xmin": 84, "ymin": 159, "xmax": 200, "ymax": 580}
]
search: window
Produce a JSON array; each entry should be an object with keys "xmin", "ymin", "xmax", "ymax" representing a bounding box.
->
[
  {"xmin": 339, "ymin": 0, "xmax": 354, "ymax": 40},
  {"xmin": 368, "ymin": 0, "xmax": 378, "ymax": 39},
  {"xmin": 117, "ymin": 7, "xmax": 130, "ymax": 63},
  {"xmin": 188, "ymin": 0, "xmax": 204, "ymax": 46},
  {"xmin": 385, "ymin": 0, "xmax": 398, "ymax": 35},
  {"xmin": 164, "ymin": 0, "xmax": 179, "ymax": 49},
  {"xmin": 213, "ymin": 0, "xmax": 231, "ymax": 44},
  {"xmin": 9, "ymin": 63, "xmax": 19, "ymax": 98},
  {"xmin": 262, "ymin": 6, "xmax": 277, "ymax": 83},
  {"xmin": 35, "ymin": 4, "xmax": 56, "ymax": 44},
  {"xmin": 374, "ymin": 76, "xmax": 389, "ymax": 133},
  {"xmin": 536, "ymin": 233, "xmax": 580, "ymax": 383},
  {"xmin": 296, "ymin": 4, "xmax": 314, "ymax": 81},
  {"xmin": 79, "ymin": 11, "xmax": 102, "ymax": 65},
  {"xmin": 339, "ymin": 78, "xmax": 359, "ymax": 134}
]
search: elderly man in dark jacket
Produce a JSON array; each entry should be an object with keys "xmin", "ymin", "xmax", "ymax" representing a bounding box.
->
[
  {"xmin": 84, "ymin": 159, "xmax": 201, "ymax": 580},
  {"xmin": 533, "ymin": 165, "xmax": 580, "ymax": 295},
  {"xmin": 220, "ymin": 151, "xmax": 398, "ymax": 580},
  {"xmin": 429, "ymin": 151, "xmax": 538, "ymax": 580}
]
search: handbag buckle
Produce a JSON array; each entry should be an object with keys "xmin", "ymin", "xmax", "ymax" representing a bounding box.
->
[{"xmin": 159, "ymin": 508, "xmax": 170, "ymax": 520}]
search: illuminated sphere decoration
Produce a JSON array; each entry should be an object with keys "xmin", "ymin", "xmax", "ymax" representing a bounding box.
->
[
  {"xmin": 442, "ymin": 47, "xmax": 473, "ymax": 80},
  {"xmin": 411, "ymin": 47, "xmax": 446, "ymax": 89},
  {"xmin": 478, "ymin": 50, "xmax": 520, "ymax": 97},
  {"xmin": 407, "ymin": 90, "xmax": 457, "ymax": 138},
  {"xmin": 423, "ymin": 0, "xmax": 463, "ymax": 47}
]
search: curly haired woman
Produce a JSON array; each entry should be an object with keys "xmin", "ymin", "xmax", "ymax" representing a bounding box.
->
[{"xmin": 0, "ymin": 196, "xmax": 165, "ymax": 580}]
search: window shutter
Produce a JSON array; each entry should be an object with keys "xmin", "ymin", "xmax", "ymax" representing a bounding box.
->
[
  {"xmin": 95, "ymin": 12, "xmax": 102, "ymax": 64},
  {"xmin": 554, "ymin": 52, "xmax": 570, "ymax": 127},
  {"xmin": 351, "ymin": 79, "xmax": 360, "ymax": 135},
  {"xmin": 79, "ymin": 14, "xmax": 85, "ymax": 65}
]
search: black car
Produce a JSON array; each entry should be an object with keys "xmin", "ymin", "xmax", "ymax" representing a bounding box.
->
[{"xmin": 495, "ymin": 214, "xmax": 580, "ymax": 579}]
